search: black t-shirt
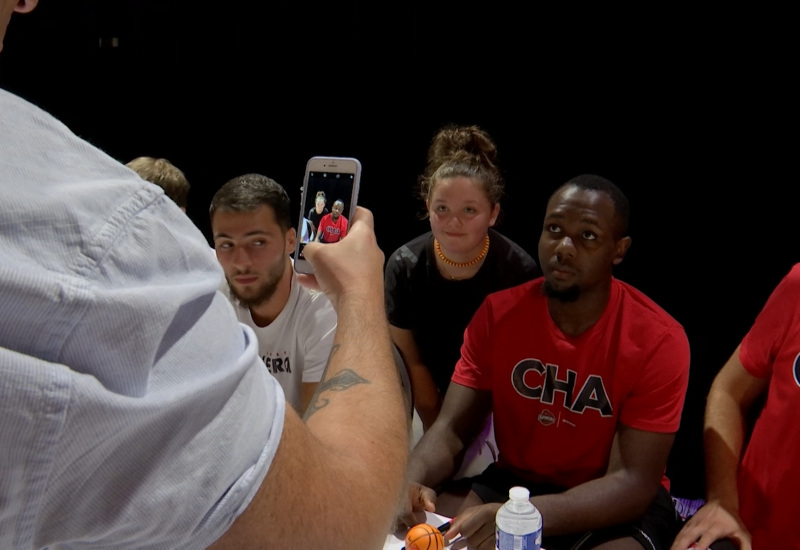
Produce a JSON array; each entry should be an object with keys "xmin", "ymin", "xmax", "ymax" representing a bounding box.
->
[
  {"xmin": 308, "ymin": 207, "xmax": 328, "ymax": 232},
  {"xmin": 384, "ymin": 228, "xmax": 540, "ymax": 394}
]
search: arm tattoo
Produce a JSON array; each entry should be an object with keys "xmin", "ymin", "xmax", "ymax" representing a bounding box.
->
[{"xmin": 304, "ymin": 368, "xmax": 370, "ymax": 419}]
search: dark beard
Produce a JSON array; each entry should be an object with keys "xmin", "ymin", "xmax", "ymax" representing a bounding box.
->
[
  {"xmin": 228, "ymin": 255, "xmax": 286, "ymax": 308},
  {"xmin": 230, "ymin": 278, "xmax": 281, "ymax": 308},
  {"xmin": 542, "ymin": 280, "xmax": 580, "ymax": 302}
]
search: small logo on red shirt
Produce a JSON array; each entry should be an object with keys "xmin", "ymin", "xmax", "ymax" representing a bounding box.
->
[{"xmin": 538, "ymin": 409, "xmax": 556, "ymax": 426}]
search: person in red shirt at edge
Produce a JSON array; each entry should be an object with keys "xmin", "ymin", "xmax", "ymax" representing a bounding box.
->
[
  {"xmin": 672, "ymin": 263, "xmax": 800, "ymax": 550},
  {"xmin": 315, "ymin": 199, "xmax": 348, "ymax": 243},
  {"xmin": 399, "ymin": 174, "xmax": 691, "ymax": 550}
]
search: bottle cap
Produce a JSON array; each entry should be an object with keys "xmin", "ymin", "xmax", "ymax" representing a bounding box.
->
[{"xmin": 509, "ymin": 486, "xmax": 530, "ymax": 501}]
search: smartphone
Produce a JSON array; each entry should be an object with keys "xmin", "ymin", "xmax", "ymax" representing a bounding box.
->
[{"xmin": 293, "ymin": 156, "xmax": 361, "ymax": 274}]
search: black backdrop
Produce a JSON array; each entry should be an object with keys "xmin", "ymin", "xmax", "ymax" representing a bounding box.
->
[{"xmin": 2, "ymin": 2, "xmax": 796, "ymax": 500}]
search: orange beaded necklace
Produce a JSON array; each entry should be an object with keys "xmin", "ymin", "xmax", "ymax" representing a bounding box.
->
[{"xmin": 434, "ymin": 234, "xmax": 490, "ymax": 268}]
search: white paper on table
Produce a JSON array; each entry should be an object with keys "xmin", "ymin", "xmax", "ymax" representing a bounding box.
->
[{"xmin": 383, "ymin": 511, "xmax": 452, "ymax": 549}]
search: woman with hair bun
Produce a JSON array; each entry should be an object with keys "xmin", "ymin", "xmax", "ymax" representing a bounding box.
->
[
  {"xmin": 384, "ymin": 124, "xmax": 540, "ymax": 474},
  {"xmin": 307, "ymin": 190, "xmax": 328, "ymax": 236}
]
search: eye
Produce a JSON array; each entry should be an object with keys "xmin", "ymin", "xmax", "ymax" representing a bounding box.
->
[
  {"xmin": 582, "ymin": 231, "xmax": 597, "ymax": 241},
  {"xmin": 547, "ymin": 224, "xmax": 561, "ymax": 234},
  {"xmin": 435, "ymin": 205, "xmax": 448, "ymax": 213},
  {"xmin": 216, "ymin": 241, "xmax": 233, "ymax": 250},
  {"xmin": 251, "ymin": 239, "xmax": 266, "ymax": 247},
  {"xmin": 464, "ymin": 207, "xmax": 477, "ymax": 214}
]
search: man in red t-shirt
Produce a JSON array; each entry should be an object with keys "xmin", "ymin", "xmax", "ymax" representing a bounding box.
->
[
  {"xmin": 400, "ymin": 175, "xmax": 690, "ymax": 550},
  {"xmin": 315, "ymin": 199, "xmax": 348, "ymax": 243},
  {"xmin": 672, "ymin": 263, "xmax": 800, "ymax": 550}
]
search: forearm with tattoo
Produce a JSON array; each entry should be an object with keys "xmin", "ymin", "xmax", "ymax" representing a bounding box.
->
[{"xmin": 304, "ymin": 359, "xmax": 370, "ymax": 419}]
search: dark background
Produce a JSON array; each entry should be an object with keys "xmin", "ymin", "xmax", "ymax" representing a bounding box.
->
[{"xmin": 2, "ymin": 1, "xmax": 795, "ymax": 500}]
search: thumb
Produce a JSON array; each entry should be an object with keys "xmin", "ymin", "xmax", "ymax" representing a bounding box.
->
[{"xmin": 421, "ymin": 494, "xmax": 436, "ymax": 513}]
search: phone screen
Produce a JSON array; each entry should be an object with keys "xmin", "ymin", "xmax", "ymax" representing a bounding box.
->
[{"xmin": 295, "ymin": 166, "xmax": 358, "ymax": 264}]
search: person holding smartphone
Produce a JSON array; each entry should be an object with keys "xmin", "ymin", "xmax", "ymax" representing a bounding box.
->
[
  {"xmin": 0, "ymin": 4, "xmax": 410, "ymax": 548},
  {"xmin": 384, "ymin": 124, "xmax": 540, "ymax": 474}
]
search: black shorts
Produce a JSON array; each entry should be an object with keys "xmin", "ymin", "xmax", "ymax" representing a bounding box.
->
[{"xmin": 468, "ymin": 463, "xmax": 682, "ymax": 550}]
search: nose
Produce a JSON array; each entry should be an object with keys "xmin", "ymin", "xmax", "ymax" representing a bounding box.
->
[
  {"xmin": 554, "ymin": 236, "xmax": 576, "ymax": 260},
  {"xmin": 444, "ymin": 212, "xmax": 463, "ymax": 227},
  {"xmin": 230, "ymin": 245, "xmax": 251, "ymax": 270}
]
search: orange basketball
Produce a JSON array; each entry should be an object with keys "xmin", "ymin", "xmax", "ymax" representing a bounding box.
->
[{"xmin": 405, "ymin": 522, "xmax": 444, "ymax": 550}]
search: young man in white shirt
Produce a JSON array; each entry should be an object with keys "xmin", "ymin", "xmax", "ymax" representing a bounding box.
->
[{"xmin": 210, "ymin": 173, "xmax": 336, "ymax": 413}]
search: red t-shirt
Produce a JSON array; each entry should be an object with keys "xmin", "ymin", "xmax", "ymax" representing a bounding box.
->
[
  {"xmin": 317, "ymin": 213, "xmax": 348, "ymax": 243},
  {"xmin": 737, "ymin": 263, "xmax": 800, "ymax": 549},
  {"xmin": 453, "ymin": 277, "xmax": 690, "ymax": 489}
]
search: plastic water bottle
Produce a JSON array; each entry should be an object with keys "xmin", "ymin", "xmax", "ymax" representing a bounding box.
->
[{"xmin": 495, "ymin": 486, "xmax": 542, "ymax": 550}]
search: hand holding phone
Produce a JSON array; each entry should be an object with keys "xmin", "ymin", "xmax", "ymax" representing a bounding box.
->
[{"xmin": 293, "ymin": 156, "xmax": 361, "ymax": 274}]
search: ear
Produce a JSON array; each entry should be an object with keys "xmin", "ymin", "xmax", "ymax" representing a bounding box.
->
[
  {"xmin": 286, "ymin": 227, "xmax": 297, "ymax": 250},
  {"xmin": 489, "ymin": 203, "xmax": 501, "ymax": 227},
  {"xmin": 612, "ymin": 236, "xmax": 632, "ymax": 266},
  {"xmin": 15, "ymin": 0, "xmax": 38, "ymax": 14}
]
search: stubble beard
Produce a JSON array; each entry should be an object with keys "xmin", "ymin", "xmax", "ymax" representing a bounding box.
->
[
  {"xmin": 542, "ymin": 279, "xmax": 580, "ymax": 303},
  {"xmin": 228, "ymin": 255, "xmax": 286, "ymax": 308}
]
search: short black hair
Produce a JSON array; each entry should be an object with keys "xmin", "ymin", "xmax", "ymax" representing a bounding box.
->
[
  {"xmin": 563, "ymin": 174, "xmax": 629, "ymax": 238},
  {"xmin": 209, "ymin": 173, "xmax": 292, "ymax": 231}
]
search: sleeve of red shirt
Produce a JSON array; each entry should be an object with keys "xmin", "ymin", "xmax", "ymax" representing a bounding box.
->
[
  {"xmin": 739, "ymin": 263, "xmax": 800, "ymax": 379},
  {"xmin": 619, "ymin": 324, "xmax": 691, "ymax": 434}
]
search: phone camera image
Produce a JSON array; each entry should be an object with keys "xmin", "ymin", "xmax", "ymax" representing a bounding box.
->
[
  {"xmin": 294, "ymin": 157, "xmax": 361, "ymax": 275},
  {"xmin": 303, "ymin": 171, "xmax": 354, "ymax": 245}
]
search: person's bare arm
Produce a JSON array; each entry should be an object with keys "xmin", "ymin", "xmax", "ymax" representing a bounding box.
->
[
  {"xmin": 703, "ymin": 345, "xmax": 766, "ymax": 513},
  {"xmin": 390, "ymin": 326, "xmax": 442, "ymax": 430},
  {"xmin": 409, "ymin": 382, "xmax": 491, "ymax": 489},
  {"xmin": 671, "ymin": 345, "xmax": 766, "ymax": 550},
  {"xmin": 529, "ymin": 424, "xmax": 674, "ymax": 536},
  {"xmin": 396, "ymin": 382, "xmax": 491, "ymax": 528},
  {"xmin": 439, "ymin": 425, "xmax": 674, "ymax": 548},
  {"xmin": 298, "ymin": 381, "xmax": 318, "ymax": 414},
  {"xmin": 210, "ymin": 208, "xmax": 410, "ymax": 550}
]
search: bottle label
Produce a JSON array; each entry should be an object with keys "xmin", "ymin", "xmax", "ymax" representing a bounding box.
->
[{"xmin": 495, "ymin": 527, "xmax": 542, "ymax": 550}]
